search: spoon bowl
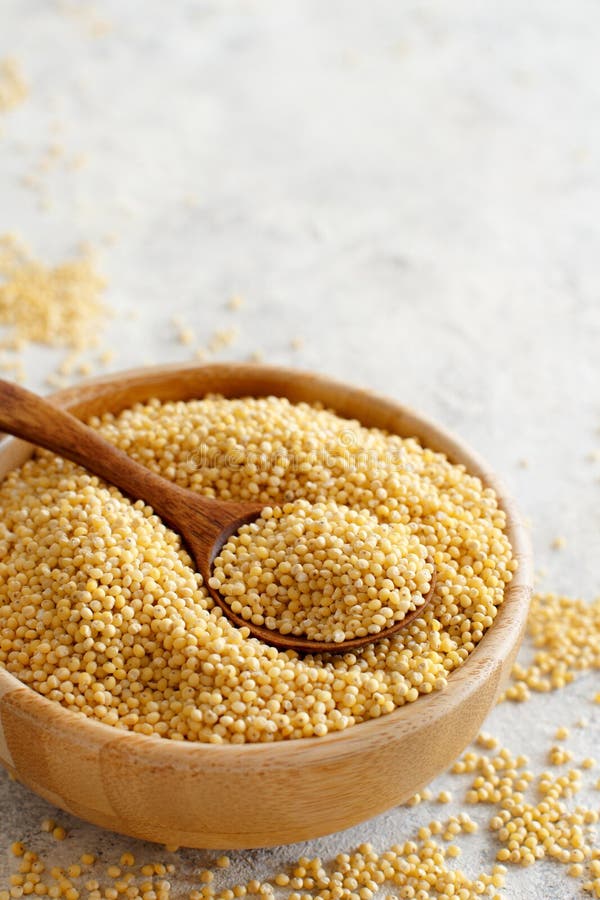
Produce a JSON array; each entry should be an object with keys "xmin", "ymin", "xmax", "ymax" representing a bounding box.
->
[
  {"xmin": 209, "ymin": 567, "xmax": 437, "ymax": 653},
  {"xmin": 0, "ymin": 378, "xmax": 436, "ymax": 654}
]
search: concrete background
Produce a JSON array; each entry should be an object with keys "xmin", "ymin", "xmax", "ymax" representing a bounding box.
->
[{"xmin": 1, "ymin": 1, "xmax": 599, "ymax": 897}]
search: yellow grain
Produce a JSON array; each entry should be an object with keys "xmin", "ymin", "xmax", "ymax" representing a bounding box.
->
[
  {"xmin": 0, "ymin": 59, "xmax": 27, "ymax": 113},
  {"xmin": 0, "ymin": 234, "xmax": 106, "ymax": 349}
]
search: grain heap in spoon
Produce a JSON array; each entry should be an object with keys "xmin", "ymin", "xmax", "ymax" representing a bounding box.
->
[{"xmin": 210, "ymin": 498, "xmax": 435, "ymax": 643}]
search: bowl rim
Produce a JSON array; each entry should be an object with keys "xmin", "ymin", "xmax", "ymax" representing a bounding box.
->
[{"xmin": 0, "ymin": 362, "xmax": 533, "ymax": 764}]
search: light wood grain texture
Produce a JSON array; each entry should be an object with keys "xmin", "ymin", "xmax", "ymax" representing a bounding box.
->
[{"xmin": 0, "ymin": 363, "xmax": 533, "ymax": 849}]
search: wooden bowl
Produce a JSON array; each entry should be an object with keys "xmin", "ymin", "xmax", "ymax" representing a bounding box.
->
[{"xmin": 0, "ymin": 364, "xmax": 533, "ymax": 849}]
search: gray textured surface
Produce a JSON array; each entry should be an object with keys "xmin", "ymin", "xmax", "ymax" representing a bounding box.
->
[{"xmin": 1, "ymin": 1, "xmax": 599, "ymax": 897}]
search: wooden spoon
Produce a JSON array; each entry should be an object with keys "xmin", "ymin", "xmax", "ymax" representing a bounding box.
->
[{"xmin": 0, "ymin": 379, "xmax": 435, "ymax": 654}]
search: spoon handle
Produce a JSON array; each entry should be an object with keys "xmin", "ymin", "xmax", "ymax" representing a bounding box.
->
[{"xmin": 0, "ymin": 379, "xmax": 187, "ymax": 521}]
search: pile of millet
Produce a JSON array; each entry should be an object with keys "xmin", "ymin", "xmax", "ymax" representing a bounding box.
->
[
  {"xmin": 0, "ymin": 395, "xmax": 516, "ymax": 743},
  {"xmin": 0, "ymin": 234, "xmax": 106, "ymax": 351},
  {"xmin": 210, "ymin": 499, "xmax": 434, "ymax": 642}
]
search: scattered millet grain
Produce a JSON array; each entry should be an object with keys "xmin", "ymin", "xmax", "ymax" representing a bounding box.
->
[
  {"xmin": 502, "ymin": 592, "xmax": 600, "ymax": 702},
  {"xmin": 0, "ymin": 59, "xmax": 27, "ymax": 113},
  {"xmin": 0, "ymin": 234, "xmax": 106, "ymax": 349},
  {"xmin": 226, "ymin": 296, "xmax": 243, "ymax": 311},
  {"xmin": 98, "ymin": 348, "xmax": 115, "ymax": 367},
  {"xmin": 0, "ymin": 395, "xmax": 515, "ymax": 742},
  {"xmin": 44, "ymin": 373, "xmax": 69, "ymax": 390},
  {"xmin": 57, "ymin": 353, "xmax": 79, "ymax": 377},
  {"xmin": 452, "ymin": 738, "xmax": 600, "ymax": 877},
  {"xmin": 551, "ymin": 536, "xmax": 567, "ymax": 551},
  {"xmin": 19, "ymin": 174, "xmax": 42, "ymax": 192},
  {"xmin": 548, "ymin": 745, "xmax": 573, "ymax": 766},
  {"xmin": 177, "ymin": 328, "xmax": 195, "ymax": 346},
  {"xmin": 210, "ymin": 499, "xmax": 434, "ymax": 642},
  {"xmin": 1, "ymin": 827, "xmax": 507, "ymax": 900},
  {"xmin": 476, "ymin": 732, "xmax": 500, "ymax": 750},
  {"xmin": 208, "ymin": 328, "xmax": 237, "ymax": 353},
  {"xmin": 405, "ymin": 787, "xmax": 433, "ymax": 807}
]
